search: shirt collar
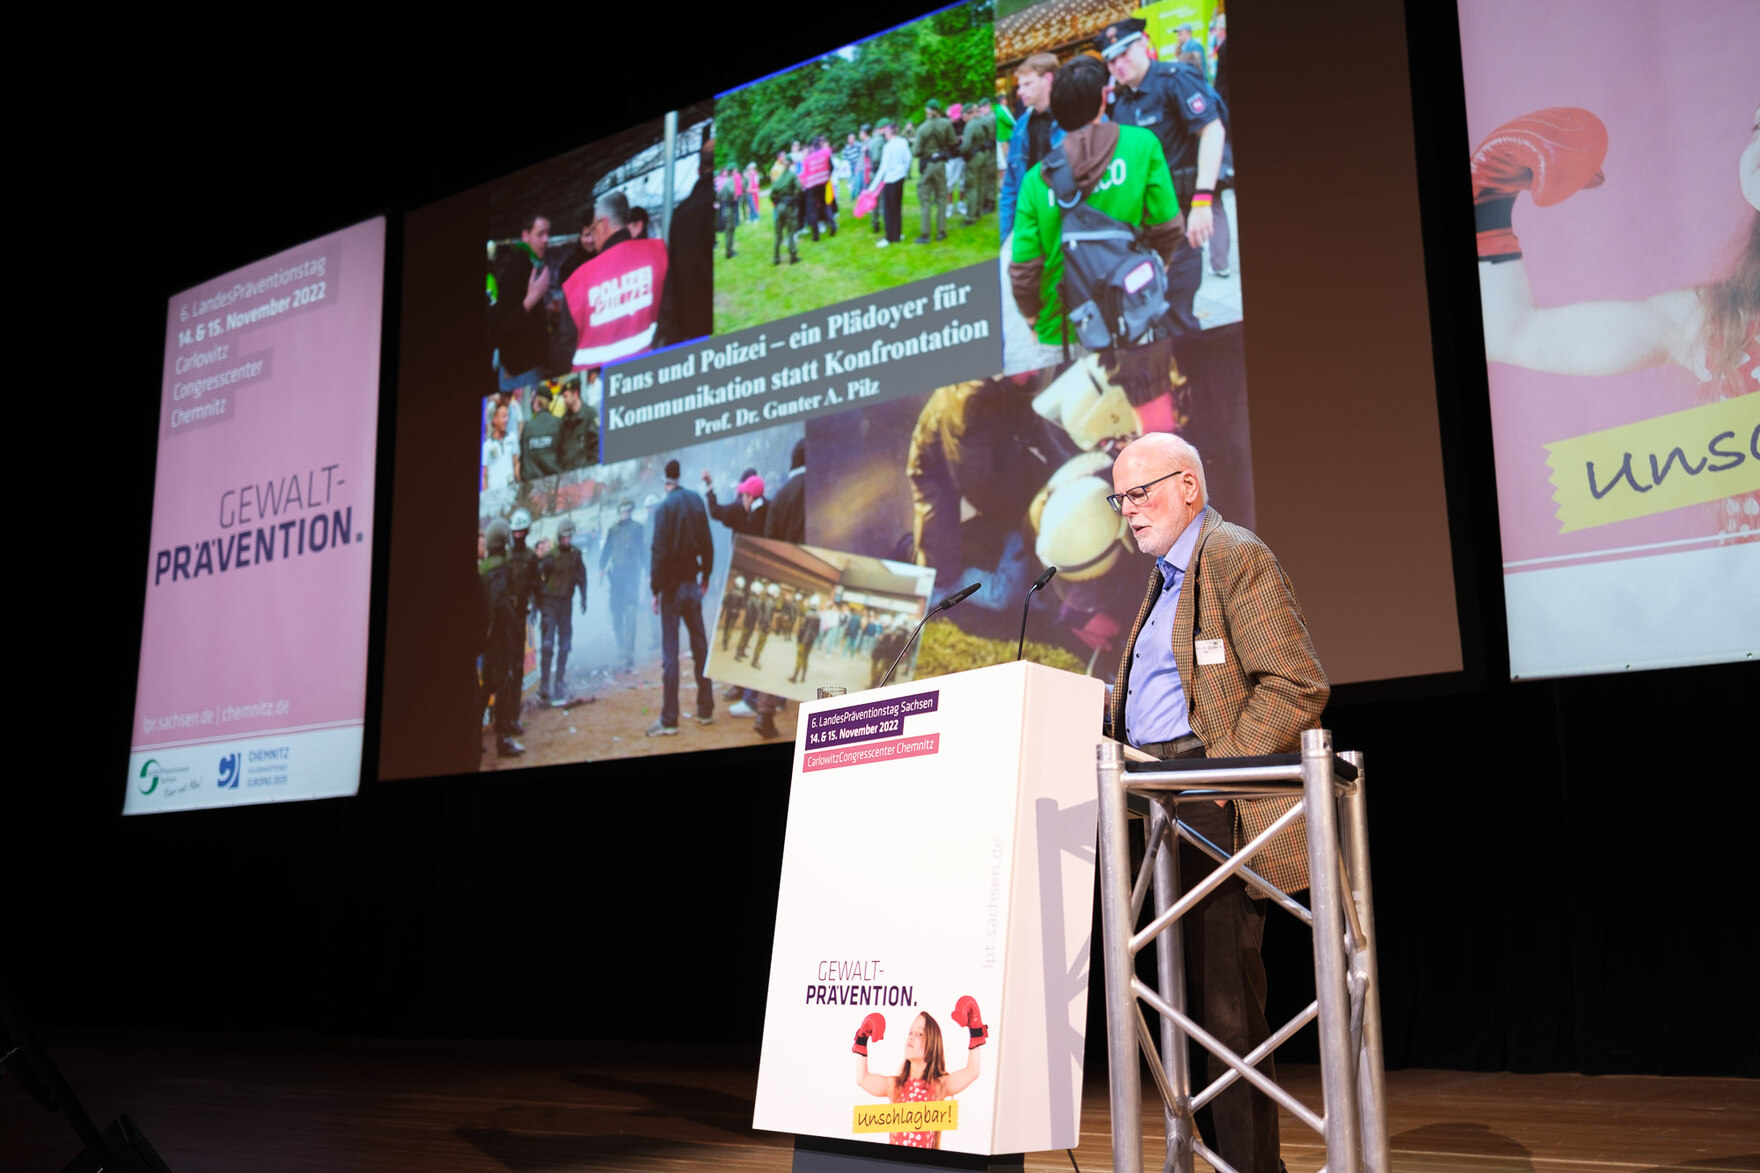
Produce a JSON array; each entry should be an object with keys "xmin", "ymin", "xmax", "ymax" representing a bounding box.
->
[{"xmin": 1155, "ymin": 510, "xmax": 1206, "ymax": 589}]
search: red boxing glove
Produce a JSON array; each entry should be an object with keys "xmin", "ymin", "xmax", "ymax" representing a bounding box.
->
[
  {"xmin": 952, "ymin": 995, "xmax": 988, "ymax": 1048},
  {"xmin": 1469, "ymin": 107, "xmax": 1608, "ymax": 262},
  {"xmin": 853, "ymin": 1012, "xmax": 886, "ymax": 1056}
]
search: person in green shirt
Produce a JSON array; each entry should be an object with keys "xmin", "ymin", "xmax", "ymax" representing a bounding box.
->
[{"xmin": 1008, "ymin": 55, "xmax": 1185, "ymax": 348}]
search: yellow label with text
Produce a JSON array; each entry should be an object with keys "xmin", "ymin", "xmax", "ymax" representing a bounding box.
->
[
  {"xmin": 1544, "ymin": 393, "xmax": 1760, "ymax": 533},
  {"xmin": 852, "ymin": 1100, "xmax": 959, "ymax": 1133}
]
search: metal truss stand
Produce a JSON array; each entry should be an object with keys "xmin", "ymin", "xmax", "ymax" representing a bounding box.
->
[{"xmin": 1095, "ymin": 729, "xmax": 1387, "ymax": 1173}]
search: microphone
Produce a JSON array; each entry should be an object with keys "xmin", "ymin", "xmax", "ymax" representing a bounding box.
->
[
  {"xmin": 880, "ymin": 582, "xmax": 980, "ymax": 688},
  {"xmin": 1016, "ymin": 566, "xmax": 1058, "ymax": 661}
]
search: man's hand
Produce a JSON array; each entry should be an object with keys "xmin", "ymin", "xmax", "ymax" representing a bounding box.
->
[
  {"xmin": 651, "ymin": 595, "xmax": 661, "ymax": 615},
  {"xmin": 522, "ymin": 263, "xmax": 551, "ymax": 311},
  {"xmin": 1185, "ymin": 205, "xmax": 1214, "ymax": 248}
]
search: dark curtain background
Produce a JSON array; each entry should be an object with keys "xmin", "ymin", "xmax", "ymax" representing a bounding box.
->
[{"xmin": 16, "ymin": 1, "xmax": 1753, "ymax": 1079}]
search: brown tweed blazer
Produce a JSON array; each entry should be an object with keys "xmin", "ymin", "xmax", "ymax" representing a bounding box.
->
[{"xmin": 1109, "ymin": 507, "xmax": 1329, "ymax": 893}]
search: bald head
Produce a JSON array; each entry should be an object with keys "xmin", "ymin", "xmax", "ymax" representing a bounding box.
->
[
  {"xmin": 1116, "ymin": 433, "xmax": 1208, "ymax": 504},
  {"xmin": 1111, "ymin": 433, "xmax": 1208, "ymax": 558}
]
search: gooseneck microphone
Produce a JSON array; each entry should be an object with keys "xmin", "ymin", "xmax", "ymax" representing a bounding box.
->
[
  {"xmin": 1016, "ymin": 565, "xmax": 1058, "ymax": 661},
  {"xmin": 880, "ymin": 582, "xmax": 981, "ymax": 688}
]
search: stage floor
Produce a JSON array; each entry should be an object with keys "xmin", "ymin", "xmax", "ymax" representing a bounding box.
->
[{"xmin": 1, "ymin": 1035, "xmax": 1754, "ymax": 1172}]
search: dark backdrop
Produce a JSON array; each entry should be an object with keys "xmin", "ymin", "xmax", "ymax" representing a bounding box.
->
[{"xmin": 17, "ymin": 1, "xmax": 1753, "ymax": 1079}]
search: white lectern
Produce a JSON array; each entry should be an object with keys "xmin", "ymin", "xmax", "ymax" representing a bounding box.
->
[{"xmin": 753, "ymin": 661, "xmax": 1104, "ymax": 1169}]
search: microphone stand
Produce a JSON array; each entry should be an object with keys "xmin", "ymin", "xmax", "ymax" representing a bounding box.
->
[
  {"xmin": 880, "ymin": 582, "xmax": 980, "ymax": 688},
  {"xmin": 1016, "ymin": 566, "xmax": 1058, "ymax": 661}
]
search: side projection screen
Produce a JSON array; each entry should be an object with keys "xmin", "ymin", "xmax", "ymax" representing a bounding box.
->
[
  {"xmin": 127, "ymin": 218, "xmax": 387, "ymax": 813},
  {"xmin": 1458, "ymin": 0, "xmax": 1759, "ymax": 678}
]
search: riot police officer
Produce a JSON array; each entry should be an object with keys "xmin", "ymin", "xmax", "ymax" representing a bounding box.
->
[
  {"xmin": 479, "ymin": 519, "xmax": 525, "ymax": 757},
  {"xmin": 720, "ymin": 574, "xmax": 749, "ymax": 651},
  {"xmin": 538, "ymin": 517, "xmax": 588, "ymax": 705},
  {"xmin": 506, "ymin": 507, "xmax": 541, "ymax": 707}
]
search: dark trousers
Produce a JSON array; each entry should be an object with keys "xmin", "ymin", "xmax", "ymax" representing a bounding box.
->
[
  {"xmin": 1209, "ymin": 196, "xmax": 1232, "ymax": 273},
  {"xmin": 1174, "ymin": 797, "xmax": 1279, "ymax": 1173},
  {"xmin": 882, "ymin": 180, "xmax": 905, "ymax": 243},
  {"xmin": 480, "ymin": 621, "xmax": 522, "ymax": 736},
  {"xmin": 1164, "ymin": 239, "xmax": 1205, "ymax": 336},
  {"xmin": 540, "ymin": 597, "xmax": 572, "ymax": 693},
  {"xmin": 607, "ymin": 573, "xmax": 638, "ymax": 665},
  {"xmin": 659, "ymin": 580, "xmax": 713, "ymax": 727},
  {"xmin": 806, "ymin": 186, "xmax": 833, "ymax": 239}
]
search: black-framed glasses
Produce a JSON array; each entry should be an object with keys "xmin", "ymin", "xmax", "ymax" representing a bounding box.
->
[{"xmin": 1107, "ymin": 469, "xmax": 1187, "ymax": 513}]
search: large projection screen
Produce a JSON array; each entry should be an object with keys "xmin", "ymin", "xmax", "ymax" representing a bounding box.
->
[
  {"xmin": 1459, "ymin": 0, "xmax": 1759, "ymax": 679},
  {"xmin": 126, "ymin": 219, "xmax": 386, "ymax": 813},
  {"xmin": 380, "ymin": 0, "xmax": 1464, "ymax": 781}
]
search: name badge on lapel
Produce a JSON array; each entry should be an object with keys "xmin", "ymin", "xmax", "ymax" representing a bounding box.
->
[{"xmin": 1195, "ymin": 638, "xmax": 1225, "ymax": 666}]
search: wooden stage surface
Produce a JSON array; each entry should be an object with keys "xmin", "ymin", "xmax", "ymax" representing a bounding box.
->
[{"xmin": 1, "ymin": 1035, "xmax": 1754, "ymax": 1172}]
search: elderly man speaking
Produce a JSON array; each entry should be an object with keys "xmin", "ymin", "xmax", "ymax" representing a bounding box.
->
[{"xmin": 1105, "ymin": 431, "xmax": 1328, "ymax": 1173}]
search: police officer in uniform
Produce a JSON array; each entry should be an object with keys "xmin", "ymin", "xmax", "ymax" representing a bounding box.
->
[
  {"xmin": 1098, "ymin": 16, "xmax": 1227, "ymax": 335},
  {"xmin": 790, "ymin": 603, "xmax": 822, "ymax": 684},
  {"xmin": 913, "ymin": 99, "xmax": 959, "ymax": 244},
  {"xmin": 520, "ymin": 386, "xmax": 563, "ymax": 481},
  {"xmin": 720, "ymin": 575, "xmax": 749, "ymax": 651},
  {"xmin": 718, "ymin": 172, "xmax": 741, "ymax": 259},
  {"xmin": 770, "ymin": 163, "xmax": 802, "ymax": 265},
  {"xmin": 479, "ymin": 519, "xmax": 525, "ymax": 758},
  {"xmin": 960, "ymin": 97, "xmax": 998, "ymax": 226},
  {"xmin": 735, "ymin": 580, "xmax": 771, "ymax": 664},
  {"xmin": 538, "ymin": 517, "xmax": 588, "ymax": 705},
  {"xmin": 507, "ymin": 508, "xmax": 541, "ymax": 679},
  {"xmin": 557, "ymin": 380, "xmax": 597, "ymax": 471},
  {"xmin": 866, "ymin": 122, "xmax": 888, "ymax": 236}
]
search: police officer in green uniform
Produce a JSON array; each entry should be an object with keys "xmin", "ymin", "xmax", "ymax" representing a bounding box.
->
[
  {"xmin": 479, "ymin": 519, "xmax": 525, "ymax": 757},
  {"xmin": 961, "ymin": 97, "xmax": 998, "ymax": 226},
  {"xmin": 720, "ymin": 576, "xmax": 748, "ymax": 650},
  {"xmin": 538, "ymin": 518, "xmax": 588, "ymax": 705},
  {"xmin": 718, "ymin": 172, "xmax": 741, "ymax": 259},
  {"xmin": 735, "ymin": 581, "xmax": 771, "ymax": 664},
  {"xmin": 769, "ymin": 164, "xmax": 802, "ymax": 265},
  {"xmin": 520, "ymin": 387, "xmax": 562, "ymax": 481},
  {"xmin": 865, "ymin": 123, "xmax": 887, "ymax": 235},
  {"xmin": 557, "ymin": 380, "xmax": 598, "ymax": 471},
  {"xmin": 914, "ymin": 99, "xmax": 959, "ymax": 244},
  {"xmin": 506, "ymin": 508, "xmax": 541, "ymax": 688}
]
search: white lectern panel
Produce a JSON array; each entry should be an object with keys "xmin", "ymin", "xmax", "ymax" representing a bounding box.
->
[{"xmin": 753, "ymin": 661, "xmax": 1103, "ymax": 1155}]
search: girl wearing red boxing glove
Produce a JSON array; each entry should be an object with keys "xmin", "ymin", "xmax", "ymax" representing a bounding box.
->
[
  {"xmin": 852, "ymin": 996, "xmax": 988, "ymax": 1149},
  {"xmin": 1476, "ymin": 104, "xmax": 1760, "ymax": 399}
]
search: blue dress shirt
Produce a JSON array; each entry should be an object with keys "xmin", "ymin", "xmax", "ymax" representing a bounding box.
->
[{"xmin": 1123, "ymin": 512, "xmax": 1205, "ymax": 745}]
